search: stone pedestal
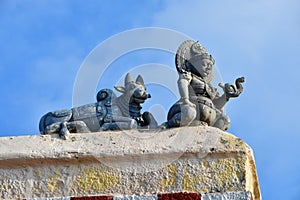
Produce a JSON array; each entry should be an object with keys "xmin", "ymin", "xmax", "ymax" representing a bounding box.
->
[{"xmin": 0, "ymin": 126, "xmax": 261, "ymax": 200}]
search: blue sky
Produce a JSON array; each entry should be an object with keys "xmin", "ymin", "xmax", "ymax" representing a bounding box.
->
[{"xmin": 0, "ymin": 0, "xmax": 299, "ymax": 199}]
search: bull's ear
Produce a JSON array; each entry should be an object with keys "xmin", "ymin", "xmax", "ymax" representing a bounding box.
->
[
  {"xmin": 136, "ymin": 75, "xmax": 144, "ymax": 85},
  {"xmin": 125, "ymin": 73, "xmax": 132, "ymax": 86},
  {"xmin": 114, "ymin": 86, "xmax": 126, "ymax": 93}
]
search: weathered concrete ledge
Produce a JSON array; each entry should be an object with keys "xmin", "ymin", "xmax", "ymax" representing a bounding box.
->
[{"xmin": 0, "ymin": 126, "xmax": 261, "ymax": 200}]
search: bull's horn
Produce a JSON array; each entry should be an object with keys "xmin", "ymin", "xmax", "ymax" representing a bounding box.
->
[
  {"xmin": 125, "ymin": 73, "xmax": 132, "ymax": 86},
  {"xmin": 136, "ymin": 75, "xmax": 144, "ymax": 85}
]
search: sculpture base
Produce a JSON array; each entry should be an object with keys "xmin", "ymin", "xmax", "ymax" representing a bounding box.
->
[{"xmin": 0, "ymin": 126, "xmax": 261, "ymax": 200}]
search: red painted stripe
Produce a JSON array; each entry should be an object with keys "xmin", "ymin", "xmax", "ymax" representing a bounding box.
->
[
  {"xmin": 158, "ymin": 192, "xmax": 201, "ymax": 200},
  {"xmin": 70, "ymin": 196, "xmax": 113, "ymax": 200}
]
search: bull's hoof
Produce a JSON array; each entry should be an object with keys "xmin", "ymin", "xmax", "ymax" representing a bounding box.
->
[
  {"xmin": 158, "ymin": 122, "xmax": 169, "ymax": 130},
  {"xmin": 129, "ymin": 119, "xmax": 138, "ymax": 129},
  {"xmin": 100, "ymin": 123, "xmax": 111, "ymax": 131},
  {"xmin": 60, "ymin": 134, "xmax": 69, "ymax": 140}
]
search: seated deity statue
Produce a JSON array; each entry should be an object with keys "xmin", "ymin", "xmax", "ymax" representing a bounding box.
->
[{"xmin": 166, "ymin": 40, "xmax": 244, "ymax": 131}]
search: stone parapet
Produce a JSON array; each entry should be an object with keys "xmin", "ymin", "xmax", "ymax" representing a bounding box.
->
[{"xmin": 0, "ymin": 126, "xmax": 261, "ymax": 200}]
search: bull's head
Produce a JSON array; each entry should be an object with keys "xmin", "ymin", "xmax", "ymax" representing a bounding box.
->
[{"xmin": 114, "ymin": 73, "xmax": 151, "ymax": 104}]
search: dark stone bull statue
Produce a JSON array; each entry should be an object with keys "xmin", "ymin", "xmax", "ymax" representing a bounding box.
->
[{"xmin": 39, "ymin": 73, "xmax": 158, "ymax": 139}]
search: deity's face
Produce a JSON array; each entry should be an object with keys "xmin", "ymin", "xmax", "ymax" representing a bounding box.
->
[
  {"xmin": 189, "ymin": 57, "xmax": 214, "ymax": 82},
  {"xmin": 199, "ymin": 58, "xmax": 213, "ymax": 79}
]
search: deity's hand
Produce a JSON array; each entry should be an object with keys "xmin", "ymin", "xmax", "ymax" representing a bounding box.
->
[
  {"xmin": 218, "ymin": 77, "xmax": 245, "ymax": 100},
  {"xmin": 181, "ymin": 98, "xmax": 196, "ymax": 108}
]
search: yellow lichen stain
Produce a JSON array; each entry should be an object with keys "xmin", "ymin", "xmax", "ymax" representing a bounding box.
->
[
  {"xmin": 182, "ymin": 169, "xmax": 198, "ymax": 192},
  {"xmin": 201, "ymin": 159, "xmax": 209, "ymax": 168},
  {"xmin": 221, "ymin": 133, "xmax": 244, "ymax": 149},
  {"xmin": 212, "ymin": 157, "xmax": 246, "ymax": 190},
  {"xmin": 158, "ymin": 163, "xmax": 177, "ymax": 191},
  {"xmin": 1, "ymin": 176, "xmax": 6, "ymax": 191},
  {"xmin": 32, "ymin": 170, "xmax": 44, "ymax": 194},
  {"xmin": 0, "ymin": 176, "xmax": 11, "ymax": 191},
  {"xmin": 1, "ymin": 175, "xmax": 3, "ymax": 186},
  {"xmin": 181, "ymin": 157, "xmax": 246, "ymax": 193},
  {"xmin": 48, "ymin": 168, "xmax": 61, "ymax": 192},
  {"xmin": 33, "ymin": 186, "xmax": 41, "ymax": 194},
  {"xmin": 74, "ymin": 167, "xmax": 119, "ymax": 193},
  {"xmin": 182, "ymin": 165, "xmax": 210, "ymax": 193},
  {"xmin": 34, "ymin": 170, "xmax": 42, "ymax": 179}
]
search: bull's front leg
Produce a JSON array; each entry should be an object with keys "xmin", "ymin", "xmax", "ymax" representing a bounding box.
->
[
  {"xmin": 140, "ymin": 112, "xmax": 158, "ymax": 129},
  {"xmin": 59, "ymin": 122, "xmax": 70, "ymax": 140},
  {"xmin": 41, "ymin": 121, "xmax": 71, "ymax": 140}
]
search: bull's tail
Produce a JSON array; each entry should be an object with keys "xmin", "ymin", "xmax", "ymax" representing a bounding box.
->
[{"xmin": 39, "ymin": 114, "xmax": 48, "ymax": 135}]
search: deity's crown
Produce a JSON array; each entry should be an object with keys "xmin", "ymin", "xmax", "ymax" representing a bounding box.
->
[
  {"xmin": 190, "ymin": 41, "xmax": 215, "ymax": 64},
  {"xmin": 176, "ymin": 40, "xmax": 215, "ymax": 73}
]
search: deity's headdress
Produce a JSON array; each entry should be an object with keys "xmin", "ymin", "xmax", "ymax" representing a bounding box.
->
[{"xmin": 175, "ymin": 40, "xmax": 214, "ymax": 74}]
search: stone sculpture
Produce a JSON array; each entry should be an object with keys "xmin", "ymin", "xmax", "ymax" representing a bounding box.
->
[
  {"xmin": 166, "ymin": 40, "xmax": 244, "ymax": 130},
  {"xmin": 39, "ymin": 73, "xmax": 158, "ymax": 139},
  {"xmin": 39, "ymin": 40, "xmax": 244, "ymax": 138}
]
